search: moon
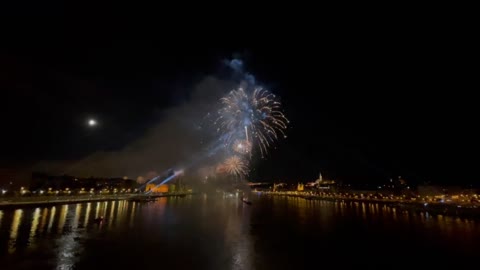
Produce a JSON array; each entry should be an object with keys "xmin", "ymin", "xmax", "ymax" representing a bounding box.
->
[{"xmin": 88, "ymin": 119, "xmax": 97, "ymax": 127}]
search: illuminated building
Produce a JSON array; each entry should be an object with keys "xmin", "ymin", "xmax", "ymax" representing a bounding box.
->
[
  {"xmin": 145, "ymin": 184, "xmax": 169, "ymax": 193},
  {"xmin": 297, "ymin": 183, "xmax": 304, "ymax": 191},
  {"xmin": 311, "ymin": 173, "xmax": 336, "ymax": 190}
]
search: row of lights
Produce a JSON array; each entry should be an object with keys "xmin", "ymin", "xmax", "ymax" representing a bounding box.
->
[
  {"xmin": 270, "ymin": 191, "xmax": 480, "ymax": 202},
  {"xmin": 1, "ymin": 187, "xmax": 140, "ymax": 195}
]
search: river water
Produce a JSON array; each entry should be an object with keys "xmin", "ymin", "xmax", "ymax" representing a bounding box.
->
[{"xmin": 1, "ymin": 194, "xmax": 480, "ymax": 269}]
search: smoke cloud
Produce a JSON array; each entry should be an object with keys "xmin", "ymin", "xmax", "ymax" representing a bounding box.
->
[
  {"xmin": 224, "ymin": 58, "xmax": 255, "ymax": 85},
  {"xmin": 225, "ymin": 59, "xmax": 244, "ymax": 73},
  {"xmin": 31, "ymin": 76, "xmax": 235, "ymax": 182}
]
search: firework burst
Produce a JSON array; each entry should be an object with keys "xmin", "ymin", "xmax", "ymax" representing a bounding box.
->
[
  {"xmin": 223, "ymin": 156, "xmax": 248, "ymax": 176},
  {"xmin": 232, "ymin": 139, "xmax": 252, "ymax": 155},
  {"xmin": 216, "ymin": 87, "xmax": 289, "ymax": 157}
]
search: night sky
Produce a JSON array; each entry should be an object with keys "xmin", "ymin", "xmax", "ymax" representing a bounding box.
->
[{"xmin": 1, "ymin": 22, "xmax": 477, "ymax": 186}]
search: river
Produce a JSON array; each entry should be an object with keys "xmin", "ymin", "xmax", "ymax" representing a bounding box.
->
[{"xmin": 1, "ymin": 194, "xmax": 479, "ymax": 269}]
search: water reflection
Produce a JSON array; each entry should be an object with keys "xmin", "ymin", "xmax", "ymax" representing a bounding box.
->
[
  {"xmin": 73, "ymin": 204, "xmax": 82, "ymax": 228},
  {"xmin": 58, "ymin": 205, "xmax": 68, "ymax": 233},
  {"xmin": 39, "ymin": 208, "xmax": 48, "ymax": 233},
  {"xmin": 230, "ymin": 210, "xmax": 253, "ymax": 270},
  {"xmin": 8, "ymin": 209, "xmax": 22, "ymax": 253},
  {"xmin": 84, "ymin": 203, "xmax": 91, "ymax": 227},
  {"xmin": 28, "ymin": 208, "xmax": 41, "ymax": 247},
  {"xmin": 108, "ymin": 201, "xmax": 115, "ymax": 229},
  {"xmin": 129, "ymin": 202, "xmax": 136, "ymax": 227},
  {"xmin": 95, "ymin": 202, "xmax": 100, "ymax": 218},
  {"xmin": 1, "ymin": 197, "xmax": 480, "ymax": 269},
  {"xmin": 0, "ymin": 201, "xmax": 128, "ymax": 257},
  {"xmin": 102, "ymin": 201, "xmax": 108, "ymax": 218},
  {"xmin": 361, "ymin": 202, "xmax": 367, "ymax": 219},
  {"xmin": 330, "ymin": 200, "xmax": 480, "ymax": 234},
  {"xmin": 47, "ymin": 206, "xmax": 56, "ymax": 233},
  {"xmin": 116, "ymin": 201, "xmax": 127, "ymax": 226}
]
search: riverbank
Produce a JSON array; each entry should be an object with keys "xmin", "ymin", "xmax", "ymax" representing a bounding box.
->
[
  {"xmin": 262, "ymin": 191, "xmax": 480, "ymax": 218},
  {"xmin": 0, "ymin": 193, "xmax": 192, "ymax": 208}
]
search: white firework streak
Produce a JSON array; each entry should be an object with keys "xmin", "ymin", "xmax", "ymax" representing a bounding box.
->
[{"xmin": 216, "ymin": 87, "xmax": 288, "ymax": 158}]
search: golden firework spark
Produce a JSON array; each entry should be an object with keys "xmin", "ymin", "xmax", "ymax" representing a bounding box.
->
[{"xmin": 223, "ymin": 156, "xmax": 248, "ymax": 176}]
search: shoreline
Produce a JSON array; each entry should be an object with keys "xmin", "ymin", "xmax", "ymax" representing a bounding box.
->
[
  {"xmin": 262, "ymin": 192, "xmax": 480, "ymax": 218},
  {"xmin": 0, "ymin": 193, "xmax": 192, "ymax": 209}
]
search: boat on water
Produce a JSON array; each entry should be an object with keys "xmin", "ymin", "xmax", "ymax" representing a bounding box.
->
[
  {"xmin": 241, "ymin": 197, "xmax": 252, "ymax": 205},
  {"xmin": 128, "ymin": 196, "xmax": 156, "ymax": 202},
  {"xmin": 94, "ymin": 216, "xmax": 104, "ymax": 223}
]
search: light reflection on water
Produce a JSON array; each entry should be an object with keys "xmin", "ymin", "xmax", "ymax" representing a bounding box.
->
[
  {"xmin": 8, "ymin": 209, "xmax": 22, "ymax": 254},
  {"xmin": 84, "ymin": 203, "xmax": 91, "ymax": 227},
  {"xmin": 73, "ymin": 204, "xmax": 82, "ymax": 228},
  {"xmin": 0, "ymin": 196, "xmax": 480, "ymax": 269},
  {"xmin": 58, "ymin": 205, "xmax": 68, "ymax": 234},
  {"xmin": 108, "ymin": 201, "xmax": 115, "ymax": 229},
  {"xmin": 0, "ymin": 200, "xmax": 138, "ymax": 269},
  {"xmin": 129, "ymin": 201, "xmax": 136, "ymax": 228},
  {"xmin": 39, "ymin": 208, "xmax": 48, "ymax": 234},
  {"xmin": 47, "ymin": 206, "xmax": 56, "ymax": 233},
  {"xmin": 94, "ymin": 202, "xmax": 100, "ymax": 219},
  {"xmin": 28, "ymin": 208, "xmax": 40, "ymax": 249}
]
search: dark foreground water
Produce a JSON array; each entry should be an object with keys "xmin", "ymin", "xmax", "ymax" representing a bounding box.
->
[{"xmin": 1, "ymin": 194, "xmax": 480, "ymax": 269}]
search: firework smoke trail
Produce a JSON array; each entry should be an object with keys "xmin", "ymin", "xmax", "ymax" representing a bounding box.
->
[
  {"xmin": 144, "ymin": 170, "xmax": 184, "ymax": 194},
  {"xmin": 216, "ymin": 87, "xmax": 289, "ymax": 158}
]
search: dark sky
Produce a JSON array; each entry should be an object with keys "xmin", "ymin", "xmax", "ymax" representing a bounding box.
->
[{"xmin": 0, "ymin": 21, "xmax": 477, "ymax": 185}]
